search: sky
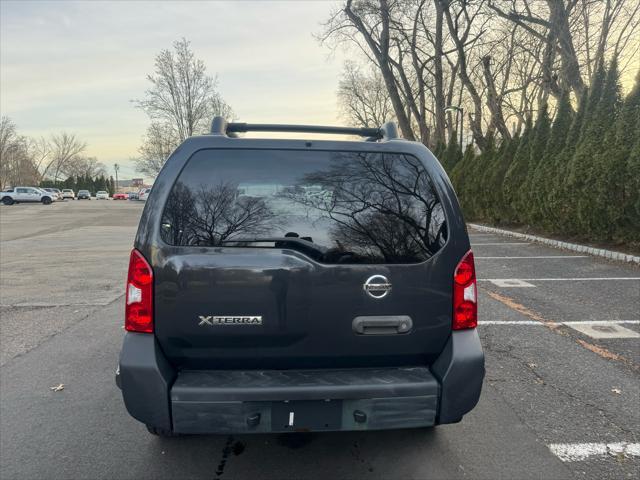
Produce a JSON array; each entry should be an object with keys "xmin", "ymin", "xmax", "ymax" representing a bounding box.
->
[{"xmin": 0, "ymin": 0, "xmax": 347, "ymax": 179}]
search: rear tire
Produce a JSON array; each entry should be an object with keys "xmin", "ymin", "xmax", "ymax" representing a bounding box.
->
[
  {"xmin": 146, "ymin": 425, "xmax": 178, "ymax": 437},
  {"xmin": 2, "ymin": 197, "xmax": 14, "ymax": 205},
  {"xmin": 41, "ymin": 197, "xmax": 52, "ymax": 205}
]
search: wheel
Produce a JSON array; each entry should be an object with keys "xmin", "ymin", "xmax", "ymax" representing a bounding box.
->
[
  {"xmin": 2, "ymin": 197, "xmax": 14, "ymax": 205},
  {"xmin": 41, "ymin": 197, "xmax": 52, "ymax": 205},
  {"xmin": 146, "ymin": 425, "xmax": 178, "ymax": 437}
]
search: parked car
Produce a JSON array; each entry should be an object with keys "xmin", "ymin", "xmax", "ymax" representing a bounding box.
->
[
  {"xmin": 127, "ymin": 191, "xmax": 139, "ymax": 201},
  {"xmin": 138, "ymin": 188, "xmax": 152, "ymax": 201},
  {"xmin": 96, "ymin": 191, "xmax": 110, "ymax": 200},
  {"xmin": 77, "ymin": 190, "xmax": 91, "ymax": 200},
  {"xmin": 61, "ymin": 189, "xmax": 75, "ymax": 200},
  {"xmin": 42, "ymin": 188, "xmax": 62, "ymax": 200},
  {"xmin": 113, "ymin": 192, "xmax": 128, "ymax": 200},
  {"xmin": 37, "ymin": 188, "xmax": 58, "ymax": 201},
  {"xmin": 1, "ymin": 186, "xmax": 56, "ymax": 205},
  {"xmin": 116, "ymin": 117, "xmax": 484, "ymax": 437}
]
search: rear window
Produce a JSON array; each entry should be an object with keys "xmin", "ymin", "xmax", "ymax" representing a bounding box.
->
[{"xmin": 160, "ymin": 149, "xmax": 447, "ymax": 264}]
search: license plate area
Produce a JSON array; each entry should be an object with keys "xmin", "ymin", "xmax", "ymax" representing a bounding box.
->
[{"xmin": 272, "ymin": 400, "xmax": 342, "ymax": 431}]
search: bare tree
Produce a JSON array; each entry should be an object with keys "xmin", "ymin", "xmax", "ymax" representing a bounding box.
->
[
  {"xmin": 323, "ymin": 0, "xmax": 639, "ymax": 150},
  {"xmin": 63, "ymin": 156, "xmax": 107, "ymax": 179},
  {"xmin": 486, "ymin": 0, "xmax": 639, "ymax": 99},
  {"xmin": 488, "ymin": 0, "xmax": 586, "ymax": 97},
  {"xmin": 133, "ymin": 38, "xmax": 235, "ymax": 178},
  {"xmin": 133, "ymin": 38, "xmax": 234, "ymax": 141},
  {"xmin": 29, "ymin": 137, "xmax": 51, "ymax": 181},
  {"xmin": 322, "ymin": 0, "xmax": 417, "ymax": 140},
  {"xmin": 135, "ymin": 122, "xmax": 180, "ymax": 177},
  {"xmin": 439, "ymin": 0, "xmax": 491, "ymax": 149},
  {"xmin": 337, "ymin": 61, "xmax": 395, "ymax": 127},
  {"xmin": 0, "ymin": 118, "xmax": 41, "ymax": 189},
  {"xmin": 0, "ymin": 117, "xmax": 17, "ymax": 163},
  {"xmin": 0, "ymin": 117, "xmax": 18, "ymax": 189},
  {"xmin": 45, "ymin": 133, "xmax": 87, "ymax": 183},
  {"xmin": 209, "ymin": 91, "xmax": 235, "ymax": 124},
  {"xmin": 322, "ymin": 0, "xmax": 487, "ymax": 148}
]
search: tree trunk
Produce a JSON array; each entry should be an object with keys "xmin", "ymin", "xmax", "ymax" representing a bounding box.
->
[
  {"xmin": 433, "ymin": 0, "xmax": 446, "ymax": 145},
  {"xmin": 481, "ymin": 56, "xmax": 511, "ymax": 140},
  {"xmin": 547, "ymin": 0, "xmax": 586, "ymax": 96},
  {"xmin": 440, "ymin": 0, "xmax": 487, "ymax": 151},
  {"xmin": 344, "ymin": 0, "xmax": 416, "ymax": 140}
]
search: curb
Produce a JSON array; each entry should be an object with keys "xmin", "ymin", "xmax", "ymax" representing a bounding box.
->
[{"xmin": 468, "ymin": 223, "xmax": 640, "ymax": 265}]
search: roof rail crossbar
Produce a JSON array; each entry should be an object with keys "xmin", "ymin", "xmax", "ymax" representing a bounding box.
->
[
  {"xmin": 228, "ymin": 123, "xmax": 382, "ymax": 138},
  {"xmin": 210, "ymin": 117, "xmax": 399, "ymax": 141}
]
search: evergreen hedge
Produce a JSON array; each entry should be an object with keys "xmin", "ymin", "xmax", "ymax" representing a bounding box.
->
[
  {"xmin": 40, "ymin": 174, "xmax": 116, "ymax": 196},
  {"xmin": 446, "ymin": 64, "xmax": 640, "ymax": 248}
]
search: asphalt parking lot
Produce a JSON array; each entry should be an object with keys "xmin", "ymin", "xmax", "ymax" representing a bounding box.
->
[{"xmin": 0, "ymin": 200, "xmax": 638, "ymax": 480}]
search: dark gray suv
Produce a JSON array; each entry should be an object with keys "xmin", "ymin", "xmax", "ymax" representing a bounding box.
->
[{"xmin": 116, "ymin": 117, "xmax": 484, "ymax": 436}]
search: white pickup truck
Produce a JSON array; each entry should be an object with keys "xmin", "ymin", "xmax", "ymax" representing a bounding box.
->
[{"xmin": 1, "ymin": 187, "xmax": 56, "ymax": 205}]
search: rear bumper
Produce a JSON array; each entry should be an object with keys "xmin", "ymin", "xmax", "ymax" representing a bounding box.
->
[{"xmin": 117, "ymin": 330, "xmax": 484, "ymax": 433}]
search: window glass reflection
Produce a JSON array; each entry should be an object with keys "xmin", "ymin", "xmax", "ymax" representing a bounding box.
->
[{"xmin": 160, "ymin": 150, "xmax": 447, "ymax": 264}]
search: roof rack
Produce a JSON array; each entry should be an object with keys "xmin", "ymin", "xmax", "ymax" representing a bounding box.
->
[{"xmin": 210, "ymin": 117, "xmax": 399, "ymax": 142}]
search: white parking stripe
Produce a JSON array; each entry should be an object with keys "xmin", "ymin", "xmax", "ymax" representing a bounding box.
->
[
  {"xmin": 476, "ymin": 256, "xmax": 588, "ymax": 259},
  {"xmin": 548, "ymin": 443, "xmax": 640, "ymax": 462},
  {"xmin": 488, "ymin": 279, "xmax": 536, "ymax": 287},
  {"xmin": 479, "ymin": 320, "xmax": 640, "ymax": 325},
  {"xmin": 0, "ymin": 302, "xmax": 114, "ymax": 308},
  {"xmin": 479, "ymin": 277, "xmax": 640, "ymax": 282},
  {"xmin": 472, "ymin": 242, "xmax": 530, "ymax": 245},
  {"xmin": 566, "ymin": 323, "xmax": 640, "ymax": 339}
]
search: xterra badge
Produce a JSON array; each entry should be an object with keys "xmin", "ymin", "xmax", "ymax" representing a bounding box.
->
[{"xmin": 198, "ymin": 316, "xmax": 263, "ymax": 326}]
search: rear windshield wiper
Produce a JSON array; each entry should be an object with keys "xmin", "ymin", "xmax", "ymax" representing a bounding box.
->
[{"xmin": 221, "ymin": 237, "xmax": 328, "ymax": 257}]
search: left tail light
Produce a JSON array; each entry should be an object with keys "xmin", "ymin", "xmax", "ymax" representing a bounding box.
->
[
  {"xmin": 125, "ymin": 249, "xmax": 153, "ymax": 333},
  {"xmin": 453, "ymin": 250, "xmax": 477, "ymax": 330}
]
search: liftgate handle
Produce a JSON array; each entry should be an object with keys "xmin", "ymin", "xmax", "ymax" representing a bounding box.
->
[{"xmin": 352, "ymin": 316, "xmax": 413, "ymax": 335}]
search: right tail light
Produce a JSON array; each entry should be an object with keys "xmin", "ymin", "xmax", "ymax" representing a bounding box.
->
[{"xmin": 453, "ymin": 250, "xmax": 477, "ymax": 330}]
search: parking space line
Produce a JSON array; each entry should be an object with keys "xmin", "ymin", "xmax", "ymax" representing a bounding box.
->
[
  {"xmin": 487, "ymin": 279, "xmax": 536, "ymax": 287},
  {"xmin": 479, "ymin": 320, "xmax": 640, "ymax": 325},
  {"xmin": 0, "ymin": 298, "xmax": 122, "ymax": 308},
  {"xmin": 476, "ymin": 256, "xmax": 588, "ymax": 259},
  {"xmin": 0, "ymin": 303, "xmax": 109, "ymax": 308},
  {"xmin": 548, "ymin": 442, "xmax": 640, "ymax": 462},
  {"xmin": 565, "ymin": 323, "xmax": 640, "ymax": 339},
  {"xmin": 485, "ymin": 290, "xmax": 637, "ymax": 363},
  {"xmin": 472, "ymin": 242, "xmax": 530, "ymax": 245},
  {"xmin": 479, "ymin": 277, "xmax": 640, "ymax": 282}
]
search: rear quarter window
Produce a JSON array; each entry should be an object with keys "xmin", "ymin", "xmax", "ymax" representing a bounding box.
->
[{"xmin": 160, "ymin": 149, "xmax": 447, "ymax": 264}]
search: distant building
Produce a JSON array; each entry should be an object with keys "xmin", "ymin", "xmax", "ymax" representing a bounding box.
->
[{"xmin": 132, "ymin": 178, "xmax": 144, "ymax": 187}]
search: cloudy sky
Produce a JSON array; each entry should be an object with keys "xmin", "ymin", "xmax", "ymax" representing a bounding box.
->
[{"xmin": 1, "ymin": 1, "xmax": 347, "ymax": 179}]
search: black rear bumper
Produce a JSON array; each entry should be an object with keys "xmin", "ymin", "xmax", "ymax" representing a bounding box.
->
[{"xmin": 117, "ymin": 330, "xmax": 484, "ymax": 433}]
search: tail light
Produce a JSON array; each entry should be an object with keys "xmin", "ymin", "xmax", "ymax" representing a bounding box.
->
[
  {"xmin": 453, "ymin": 250, "xmax": 477, "ymax": 330},
  {"xmin": 125, "ymin": 249, "xmax": 153, "ymax": 333}
]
